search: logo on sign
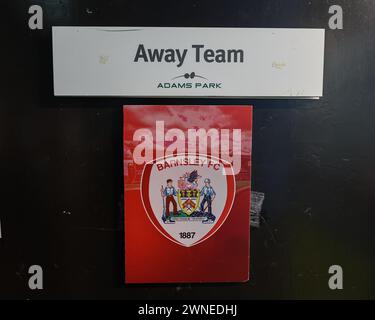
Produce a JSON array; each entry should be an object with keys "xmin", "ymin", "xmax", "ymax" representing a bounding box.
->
[{"xmin": 140, "ymin": 154, "xmax": 236, "ymax": 247}]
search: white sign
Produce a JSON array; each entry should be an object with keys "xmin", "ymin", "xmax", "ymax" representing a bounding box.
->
[{"xmin": 52, "ymin": 27, "xmax": 325, "ymax": 98}]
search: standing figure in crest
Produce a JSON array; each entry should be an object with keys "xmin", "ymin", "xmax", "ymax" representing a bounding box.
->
[
  {"xmin": 200, "ymin": 178, "xmax": 216, "ymax": 223},
  {"xmin": 161, "ymin": 179, "xmax": 178, "ymax": 223}
]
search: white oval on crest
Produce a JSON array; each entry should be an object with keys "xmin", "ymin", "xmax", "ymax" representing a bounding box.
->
[{"xmin": 140, "ymin": 154, "xmax": 235, "ymax": 247}]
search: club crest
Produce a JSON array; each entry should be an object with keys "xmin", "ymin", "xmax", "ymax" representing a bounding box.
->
[
  {"xmin": 141, "ymin": 154, "xmax": 235, "ymax": 247},
  {"xmin": 177, "ymin": 170, "xmax": 201, "ymax": 216}
]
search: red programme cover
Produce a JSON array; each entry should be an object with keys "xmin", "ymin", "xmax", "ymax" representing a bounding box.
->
[{"xmin": 124, "ymin": 105, "xmax": 252, "ymax": 283}]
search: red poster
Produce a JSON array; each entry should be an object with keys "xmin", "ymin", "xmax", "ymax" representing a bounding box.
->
[{"xmin": 124, "ymin": 105, "xmax": 252, "ymax": 283}]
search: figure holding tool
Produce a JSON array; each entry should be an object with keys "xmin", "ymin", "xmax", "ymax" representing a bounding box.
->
[
  {"xmin": 161, "ymin": 179, "xmax": 177, "ymax": 223},
  {"xmin": 200, "ymin": 178, "xmax": 216, "ymax": 223}
]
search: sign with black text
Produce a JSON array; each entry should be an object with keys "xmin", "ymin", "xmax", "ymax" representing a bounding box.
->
[{"xmin": 53, "ymin": 27, "xmax": 325, "ymax": 98}]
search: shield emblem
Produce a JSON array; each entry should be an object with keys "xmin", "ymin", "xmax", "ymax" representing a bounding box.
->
[
  {"xmin": 178, "ymin": 189, "xmax": 200, "ymax": 215},
  {"xmin": 141, "ymin": 154, "xmax": 236, "ymax": 247}
]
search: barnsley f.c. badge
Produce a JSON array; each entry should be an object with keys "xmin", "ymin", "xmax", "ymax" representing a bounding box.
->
[{"xmin": 141, "ymin": 154, "xmax": 236, "ymax": 247}]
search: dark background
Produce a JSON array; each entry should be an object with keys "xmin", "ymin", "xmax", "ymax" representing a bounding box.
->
[{"xmin": 1, "ymin": 0, "xmax": 374, "ymax": 299}]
